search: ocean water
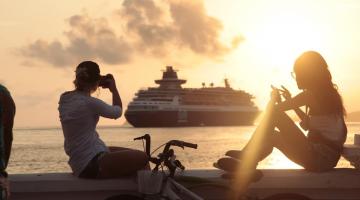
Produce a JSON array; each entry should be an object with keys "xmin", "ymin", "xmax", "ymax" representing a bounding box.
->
[{"xmin": 8, "ymin": 124, "xmax": 359, "ymax": 174}]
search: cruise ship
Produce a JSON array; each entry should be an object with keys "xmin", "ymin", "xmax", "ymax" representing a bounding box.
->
[{"xmin": 125, "ymin": 66, "xmax": 260, "ymax": 127}]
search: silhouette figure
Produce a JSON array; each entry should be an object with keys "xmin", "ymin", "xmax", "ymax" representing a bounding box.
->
[
  {"xmin": 216, "ymin": 51, "xmax": 347, "ymax": 179},
  {"xmin": 0, "ymin": 84, "xmax": 15, "ymax": 199},
  {"xmin": 58, "ymin": 61, "xmax": 148, "ymax": 179}
]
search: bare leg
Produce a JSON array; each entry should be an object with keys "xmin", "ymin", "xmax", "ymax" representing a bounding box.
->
[
  {"xmin": 271, "ymin": 111, "xmax": 315, "ymax": 168},
  {"xmin": 240, "ymin": 107, "xmax": 314, "ymax": 168},
  {"xmin": 218, "ymin": 130, "xmax": 277, "ymax": 174},
  {"xmin": 221, "ymin": 101, "xmax": 312, "ymax": 170},
  {"xmin": 235, "ymin": 102, "xmax": 278, "ymax": 163},
  {"xmin": 217, "ymin": 102, "xmax": 277, "ymax": 175},
  {"xmin": 218, "ymin": 103, "xmax": 315, "ymax": 198},
  {"xmin": 108, "ymin": 146, "xmax": 131, "ymax": 152},
  {"xmin": 107, "ymin": 146, "xmax": 151, "ymax": 171},
  {"xmin": 217, "ymin": 103, "xmax": 279, "ymax": 197},
  {"xmin": 98, "ymin": 149, "xmax": 149, "ymax": 178}
]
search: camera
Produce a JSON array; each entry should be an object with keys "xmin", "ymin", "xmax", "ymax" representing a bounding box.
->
[{"xmin": 99, "ymin": 74, "xmax": 113, "ymax": 88}]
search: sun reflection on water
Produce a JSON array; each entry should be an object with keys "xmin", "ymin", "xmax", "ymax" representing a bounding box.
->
[{"xmin": 9, "ymin": 125, "xmax": 355, "ymax": 173}]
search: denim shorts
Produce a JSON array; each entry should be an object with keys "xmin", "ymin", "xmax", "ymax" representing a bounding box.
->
[
  {"xmin": 304, "ymin": 131, "xmax": 343, "ymax": 172},
  {"xmin": 301, "ymin": 136, "xmax": 341, "ymax": 172},
  {"xmin": 79, "ymin": 152, "xmax": 107, "ymax": 179}
]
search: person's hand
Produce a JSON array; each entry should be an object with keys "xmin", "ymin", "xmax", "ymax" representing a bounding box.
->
[
  {"xmin": 100, "ymin": 74, "xmax": 117, "ymax": 93},
  {"xmin": 280, "ymin": 85, "xmax": 291, "ymax": 100},
  {"xmin": 0, "ymin": 176, "xmax": 10, "ymax": 198},
  {"xmin": 270, "ymin": 85, "xmax": 281, "ymax": 103}
]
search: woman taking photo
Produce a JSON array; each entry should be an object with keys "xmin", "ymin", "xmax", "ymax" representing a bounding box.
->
[
  {"xmin": 217, "ymin": 51, "xmax": 347, "ymax": 173},
  {"xmin": 58, "ymin": 61, "xmax": 148, "ymax": 179}
]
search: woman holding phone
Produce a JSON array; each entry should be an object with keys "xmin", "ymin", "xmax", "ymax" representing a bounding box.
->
[{"xmin": 217, "ymin": 51, "xmax": 347, "ymax": 173}]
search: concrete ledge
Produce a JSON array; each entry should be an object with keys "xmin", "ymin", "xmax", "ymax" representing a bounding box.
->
[
  {"xmin": 252, "ymin": 168, "xmax": 360, "ymax": 188},
  {"xmin": 248, "ymin": 169, "xmax": 360, "ymax": 200},
  {"xmin": 10, "ymin": 173, "xmax": 137, "ymax": 193},
  {"xmin": 180, "ymin": 169, "xmax": 360, "ymax": 200},
  {"xmin": 8, "ymin": 169, "xmax": 360, "ymax": 200},
  {"xmin": 9, "ymin": 173, "xmax": 138, "ymax": 200}
]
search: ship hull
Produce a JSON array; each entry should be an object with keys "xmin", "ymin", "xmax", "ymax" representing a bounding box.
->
[{"xmin": 125, "ymin": 110, "xmax": 259, "ymax": 127}]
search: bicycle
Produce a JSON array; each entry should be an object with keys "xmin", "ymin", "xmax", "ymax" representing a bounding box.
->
[
  {"xmin": 105, "ymin": 134, "xmax": 203, "ymax": 200},
  {"xmin": 104, "ymin": 134, "xmax": 312, "ymax": 200}
]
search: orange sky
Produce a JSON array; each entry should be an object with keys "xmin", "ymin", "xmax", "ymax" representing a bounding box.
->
[{"xmin": 1, "ymin": 0, "xmax": 360, "ymax": 128}]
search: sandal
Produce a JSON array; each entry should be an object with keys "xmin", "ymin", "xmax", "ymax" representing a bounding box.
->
[{"xmin": 215, "ymin": 157, "xmax": 242, "ymax": 172}]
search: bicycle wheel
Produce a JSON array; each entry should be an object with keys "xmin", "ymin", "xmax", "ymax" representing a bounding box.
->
[
  {"xmin": 104, "ymin": 194, "xmax": 145, "ymax": 200},
  {"xmin": 262, "ymin": 193, "xmax": 312, "ymax": 200}
]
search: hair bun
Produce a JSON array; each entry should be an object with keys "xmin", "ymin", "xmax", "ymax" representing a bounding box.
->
[
  {"xmin": 75, "ymin": 61, "xmax": 100, "ymax": 83},
  {"xmin": 73, "ymin": 61, "xmax": 101, "ymax": 91},
  {"xmin": 76, "ymin": 67, "xmax": 89, "ymax": 79}
]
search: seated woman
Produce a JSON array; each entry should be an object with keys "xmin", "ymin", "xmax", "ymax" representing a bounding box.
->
[
  {"xmin": 217, "ymin": 51, "xmax": 347, "ymax": 174},
  {"xmin": 58, "ymin": 61, "xmax": 148, "ymax": 179}
]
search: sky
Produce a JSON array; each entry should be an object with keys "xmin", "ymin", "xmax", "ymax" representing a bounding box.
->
[{"xmin": 1, "ymin": 0, "xmax": 360, "ymax": 128}]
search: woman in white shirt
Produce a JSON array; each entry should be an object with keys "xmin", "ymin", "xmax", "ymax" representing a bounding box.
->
[
  {"xmin": 58, "ymin": 61, "xmax": 148, "ymax": 178},
  {"xmin": 217, "ymin": 51, "xmax": 347, "ymax": 174}
]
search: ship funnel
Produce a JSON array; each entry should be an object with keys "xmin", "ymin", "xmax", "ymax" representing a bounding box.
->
[
  {"xmin": 155, "ymin": 66, "xmax": 186, "ymax": 89},
  {"xmin": 224, "ymin": 78, "xmax": 230, "ymax": 88},
  {"xmin": 163, "ymin": 66, "xmax": 178, "ymax": 79}
]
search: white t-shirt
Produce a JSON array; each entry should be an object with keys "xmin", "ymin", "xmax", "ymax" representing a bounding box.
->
[
  {"xmin": 58, "ymin": 91, "xmax": 122, "ymax": 176},
  {"xmin": 308, "ymin": 114, "xmax": 345, "ymax": 142}
]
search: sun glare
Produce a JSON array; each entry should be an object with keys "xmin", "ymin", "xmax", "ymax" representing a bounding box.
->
[
  {"xmin": 265, "ymin": 149, "xmax": 302, "ymax": 169},
  {"xmin": 248, "ymin": 11, "xmax": 327, "ymax": 72}
]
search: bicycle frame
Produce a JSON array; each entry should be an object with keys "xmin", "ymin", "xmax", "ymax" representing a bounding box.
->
[{"xmin": 134, "ymin": 134, "xmax": 202, "ymax": 200}]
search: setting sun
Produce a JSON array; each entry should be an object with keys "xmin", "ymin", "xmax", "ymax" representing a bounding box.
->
[{"xmin": 249, "ymin": 10, "xmax": 328, "ymax": 71}]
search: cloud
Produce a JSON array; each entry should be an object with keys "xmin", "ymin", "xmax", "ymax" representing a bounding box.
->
[
  {"xmin": 19, "ymin": 0, "xmax": 242, "ymax": 67},
  {"xmin": 20, "ymin": 14, "xmax": 132, "ymax": 67},
  {"xmin": 169, "ymin": 0, "xmax": 230, "ymax": 55}
]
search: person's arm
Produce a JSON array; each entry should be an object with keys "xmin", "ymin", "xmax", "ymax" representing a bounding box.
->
[
  {"xmin": 278, "ymin": 86, "xmax": 308, "ymax": 121},
  {"xmin": 275, "ymin": 91, "xmax": 308, "ymax": 112},
  {"xmin": 0, "ymin": 91, "xmax": 15, "ymax": 168},
  {"xmin": 293, "ymin": 107, "xmax": 307, "ymax": 121},
  {"xmin": 104, "ymin": 74, "xmax": 122, "ymax": 109},
  {"xmin": 277, "ymin": 86, "xmax": 310, "ymax": 130},
  {"xmin": 110, "ymin": 87, "xmax": 122, "ymax": 109},
  {"xmin": 91, "ymin": 74, "xmax": 122, "ymax": 119},
  {"xmin": 3, "ymin": 95, "xmax": 15, "ymax": 166},
  {"xmin": 90, "ymin": 98, "xmax": 122, "ymax": 119}
]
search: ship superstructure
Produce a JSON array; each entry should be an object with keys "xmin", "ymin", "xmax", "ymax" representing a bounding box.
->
[{"xmin": 125, "ymin": 66, "xmax": 259, "ymax": 127}]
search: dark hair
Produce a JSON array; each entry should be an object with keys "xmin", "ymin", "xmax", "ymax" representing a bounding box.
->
[
  {"xmin": 73, "ymin": 61, "xmax": 101, "ymax": 91},
  {"xmin": 294, "ymin": 51, "xmax": 346, "ymax": 116}
]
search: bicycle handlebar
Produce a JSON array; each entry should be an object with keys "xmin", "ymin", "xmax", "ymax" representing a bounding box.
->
[
  {"xmin": 167, "ymin": 140, "xmax": 198, "ymax": 149},
  {"xmin": 163, "ymin": 140, "xmax": 197, "ymax": 154},
  {"xmin": 134, "ymin": 134, "xmax": 198, "ymax": 177},
  {"xmin": 134, "ymin": 134, "xmax": 151, "ymax": 156},
  {"xmin": 182, "ymin": 141, "xmax": 198, "ymax": 149}
]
